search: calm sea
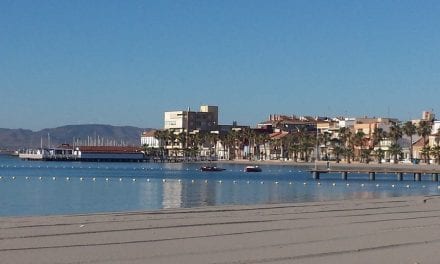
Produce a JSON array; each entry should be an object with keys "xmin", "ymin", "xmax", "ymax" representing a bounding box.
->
[{"xmin": 0, "ymin": 155, "xmax": 438, "ymax": 217}]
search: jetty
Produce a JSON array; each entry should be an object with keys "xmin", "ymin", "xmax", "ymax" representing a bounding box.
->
[{"xmin": 309, "ymin": 162, "xmax": 440, "ymax": 181}]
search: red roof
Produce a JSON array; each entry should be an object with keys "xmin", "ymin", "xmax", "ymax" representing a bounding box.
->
[
  {"xmin": 269, "ymin": 132, "xmax": 289, "ymax": 140},
  {"xmin": 78, "ymin": 146, "xmax": 142, "ymax": 153}
]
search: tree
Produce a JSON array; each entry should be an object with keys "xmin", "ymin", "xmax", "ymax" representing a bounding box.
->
[
  {"xmin": 338, "ymin": 127, "xmax": 353, "ymax": 163},
  {"xmin": 430, "ymin": 145, "xmax": 440, "ymax": 165},
  {"xmin": 318, "ymin": 132, "xmax": 332, "ymax": 160},
  {"xmin": 361, "ymin": 149, "xmax": 372, "ymax": 164},
  {"xmin": 389, "ymin": 143, "xmax": 402, "ymax": 164},
  {"xmin": 388, "ymin": 122, "xmax": 403, "ymax": 144},
  {"xmin": 402, "ymin": 121, "xmax": 417, "ymax": 162},
  {"xmin": 417, "ymin": 121, "xmax": 432, "ymax": 163},
  {"xmin": 371, "ymin": 127, "xmax": 386, "ymax": 149},
  {"xmin": 353, "ymin": 131, "xmax": 366, "ymax": 162},
  {"xmin": 373, "ymin": 148, "xmax": 385, "ymax": 164},
  {"xmin": 329, "ymin": 138, "xmax": 343, "ymax": 163}
]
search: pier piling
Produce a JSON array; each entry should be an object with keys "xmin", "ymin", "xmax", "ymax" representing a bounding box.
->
[
  {"xmin": 432, "ymin": 173, "xmax": 438, "ymax": 182},
  {"xmin": 369, "ymin": 172, "xmax": 376, "ymax": 181},
  {"xmin": 312, "ymin": 171, "xmax": 320, "ymax": 180},
  {"xmin": 397, "ymin": 172, "xmax": 403, "ymax": 181},
  {"xmin": 341, "ymin": 171, "xmax": 348, "ymax": 180},
  {"xmin": 414, "ymin": 173, "xmax": 422, "ymax": 181}
]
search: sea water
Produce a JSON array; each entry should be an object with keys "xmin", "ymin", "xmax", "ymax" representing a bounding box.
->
[{"xmin": 0, "ymin": 155, "xmax": 438, "ymax": 217}]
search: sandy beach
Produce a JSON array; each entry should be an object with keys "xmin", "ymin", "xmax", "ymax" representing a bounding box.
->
[{"xmin": 2, "ymin": 195, "xmax": 440, "ymax": 264}]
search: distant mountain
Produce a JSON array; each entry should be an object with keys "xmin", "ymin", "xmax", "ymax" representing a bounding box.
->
[{"xmin": 0, "ymin": 124, "xmax": 152, "ymax": 149}]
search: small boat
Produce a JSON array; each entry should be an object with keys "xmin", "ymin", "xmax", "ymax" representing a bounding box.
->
[
  {"xmin": 200, "ymin": 166, "xmax": 226, "ymax": 172},
  {"xmin": 244, "ymin": 166, "xmax": 262, "ymax": 172}
]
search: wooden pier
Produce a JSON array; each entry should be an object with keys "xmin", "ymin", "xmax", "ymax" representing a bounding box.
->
[{"xmin": 310, "ymin": 169, "xmax": 440, "ymax": 182}]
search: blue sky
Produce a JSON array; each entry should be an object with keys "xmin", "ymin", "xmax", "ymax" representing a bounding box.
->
[{"xmin": 1, "ymin": 0, "xmax": 439, "ymax": 130}]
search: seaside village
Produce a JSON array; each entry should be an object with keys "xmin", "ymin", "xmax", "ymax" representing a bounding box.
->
[{"xmin": 19, "ymin": 105, "xmax": 440, "ymax": 165}]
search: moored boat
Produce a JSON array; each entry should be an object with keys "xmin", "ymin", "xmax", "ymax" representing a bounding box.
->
[
  {"xmin": 200, "ymin": 166, "xmax": 226, "ymax": 172},
  {"xmin": 244, "ymin": 166, "xmax": 262, "ymax": 172}
]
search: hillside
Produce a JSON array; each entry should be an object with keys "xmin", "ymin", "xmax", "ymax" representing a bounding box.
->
[{"xmin": 0, "ymin": 125, "xmax": 151, "ymax": 149}]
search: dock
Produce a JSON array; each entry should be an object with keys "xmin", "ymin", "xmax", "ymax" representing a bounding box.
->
[{"xmin": 310, "ymin": 169, "xmax": 440, "ymax": 181}]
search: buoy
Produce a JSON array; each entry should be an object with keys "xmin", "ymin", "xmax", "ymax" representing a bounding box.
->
[
  {"xmin": 192, "ymin": 180, "xmax": 195, "ymax": 183},
  {"xmin": 332, "ymin": 183, "xmax": 336, "ymax": 186},
  {"xmin": 80, "ymin": 177, "xmax": 83, "ymax": 181},
  {"xmin": 247, "ymin": 181, "xmax": 250, "ymax": 184},
  {"xmin": 376, "ymin": 184, "xmax": 380, "ymax": 187},
  {"xmin": 25, "ymin": 176, "xmax": 29, "ymax": 180},
  {"xmin": 275, "ymin": 181, "xmax": 279, "ymax": 184},
  {"xmin": 147, "ymin": 179, "xmax": 150, "ymax": 182},
  {"xmin": 303, "ymin": 182, "xmax": 307, "ymax": 185},
  {"xmin": 346, "ymin": 183, "xmax": 350, "ymax": 186},
  {"xmin": 361, "ymin": 183, "xmax": 365, "ymax": 187},
  {"xmin": 317, "ymin": 182, "xmax": 321, "ymax": 185},
  {"xmin": 289, "ymin": 182, "xmax": 293, "ymax": 185},
  {"xmin": 132, "ymin": 179, "xmax": 136, "ymax": 182},
  {"xmin": 119, "ymin": 178, "xmax": 122, "ymax": 182},
  {"xmin": 92, "ymin": 178, "xmax": 96, "ymax": 181},
  {"xmin": 219, "ymin": 180, "xmax": 222, "ymax": 184},
  {"xmin": 12, "ymin": 176, "xmax": 16, "ymax": 180},
  {"xmin": 406, "ymin": 185, "xmax": 410, "ymax": 188},
  {"xmin": 105, "ymin": 178, "xmax": 109, "ymax": 181},
  {"xmin": 178, "ymin": 179, "xmax": 182, "ymax": 182},
  {"xmin": 260, "ymin": 181, "xmax": 264, "ymax": 184},
  {"xmin": 39, "ymin": 176, "xmax": 42, "ymax": 180},
  {"xmin": 233, "ymin": 180, "xmax": 237, "ymax": 184},
  {"xmin": 52, "ymin": 177, "xmax": 56, "ymax": 180},
  {"xmin": 204, "ymin": 180, "xmax": 208, "ymax": 183},
  {"xmin": 162, "ymin": 179, "xmax": 166, "ymax": 182},
  {"xmin": 391, "ymin": 184, "xmax": 395, "ymax": 188}
]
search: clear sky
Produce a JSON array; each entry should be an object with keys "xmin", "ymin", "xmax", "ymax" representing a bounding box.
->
[{"xmin": 1, "ymin": 0, "xmax": 439, "ymax": 130}]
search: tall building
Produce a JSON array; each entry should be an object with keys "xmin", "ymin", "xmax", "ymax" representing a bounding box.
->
[{"xmin": 164, "ymin": 105, "xmax": 219, "ymax": 132}]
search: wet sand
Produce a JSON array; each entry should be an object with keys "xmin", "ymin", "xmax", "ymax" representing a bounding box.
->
[{"xmin": 2, "ymin": 195, "xmax": 440, "ymax": 263}]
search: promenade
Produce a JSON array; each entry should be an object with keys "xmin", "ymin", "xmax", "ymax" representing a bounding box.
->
[{"xmin": 2, "ymin": 195, "xmax": 440, "ymax": 263}]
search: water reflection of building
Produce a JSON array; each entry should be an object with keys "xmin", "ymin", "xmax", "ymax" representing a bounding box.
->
[{"xmin": 162, "ymin": 180, "xmax": 183, "ymax": 209}]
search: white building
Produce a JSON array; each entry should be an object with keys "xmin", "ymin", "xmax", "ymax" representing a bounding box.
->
[
  {"xmin": 164, "ymin": 105, "xmax": 218, "ymax": 132},
  {"xmin": 140, "ymin": 130, "xmax": 162, "ymax": 148}
]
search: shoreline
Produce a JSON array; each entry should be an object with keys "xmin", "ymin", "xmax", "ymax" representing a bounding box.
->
[{"xmin": 2, "ymin": 195, "xmax": 440, "ymax": 263}]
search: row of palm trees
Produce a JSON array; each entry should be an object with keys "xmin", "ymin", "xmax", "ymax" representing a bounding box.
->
[{"xmin": 145, "ymin": 120, "xmax": 440, "ymax": 164}]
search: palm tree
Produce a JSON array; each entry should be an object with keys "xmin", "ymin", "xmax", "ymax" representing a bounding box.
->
[
  {"xmin": 373, "ymin": 148, "xmax": 385, "ymax": 164},
  {"xmin": 388, "ymin": 122, "xmax": 403, "ymax": 143},
  {"xmin": 421, "ymin": 146, "xmax": 431, "ymax": 164},
  {"xmin": 329, "ymin": 138, "xmax": 343, "ymax": 163},
  {"xmin": 361, "ymin": 149, "xmax": 372, "ymax": 164},
  {"xmin": 430, "ymin": 145, "xmax": 440, "ymax": 165},
  {"xmin": 402, "ymin": 121, "xmax": 417, "ymax": 162},
  {"xmin": 372, "ymin": 127, "xmax": 386, "ymax": 149},
  {"xmin": 417, "ymin": 120, "xmax": 432, "ymax": 163},
  {"xmin": 319, "ymin": 132, "xmax": 332, "ymax": 160},
  {"xmin": 338, "ymin": 127, "xmax": 353, "ymax": 163},
  {"xmin": 389, "ymin": 143, "xmax": 402, "ymax": 164},
  {"xmin": 299, "ymin": 133, "xmax": 315, "ymax": 162},
  {"xmin": 353, "ymin": 131, "xmax": 366, "ymax": 162}
]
